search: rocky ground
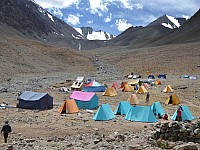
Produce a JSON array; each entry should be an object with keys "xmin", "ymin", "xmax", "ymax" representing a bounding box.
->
[{"xmin": 0, "ymin": 35, "xmax": 200, "ymax": 149}]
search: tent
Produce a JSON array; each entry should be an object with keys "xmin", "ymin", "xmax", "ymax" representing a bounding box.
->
[
  {"xmin": 111, "ymin": 82, "xmax": 119, "ymax": 90},
  {"xmin": 102, "ymin": 87, "xmax": 117, "ymax": 97},
  {"xmin": 120, "ymin": 82, "xmax": 128, "ymax": 89},
  {"xmin": 71, "ymin": 76, "xmax": 84, "ymax": 91},
  {"xmin": 163, "ymin": 85, "xmax": 173, "ymax": 93},
  {"xmin": 114, "ymin": 101, "xmax": 131, "ymax": 115},
  {"xmin": 157, "ymin": 74, "xmax": 167, "ymax": 79},
  {"xmin": 143, "ymin": 83, "xmax": 150, "ymax": 89},
  {"xmin": 127, "ymin": 79, "xmax": 139, "ymax": 86},
  {"xmin": 171, "ymin": 106, "xmax": 195, "ymax": 121},
  {"xmin": 58, "ymin": 99, "xmax": 79, "ymax": 114},
  {"xmin": 70, "ymin": 91, "xmax": 98, "ymax": 109},
  {"xmin": 165, "ymin": 94, "xmax": 180, "ymax": 105},
  {"xmin": 148, "ymin": 74, "xmax": 155, "ymax": 79},
  {"xmin": 155, "ymin": 80, "xmax": 161, "ymax": 85},
  {"xmin": 122, "ymin": 84, "xmax": 134, "ymax": 92},
  {"xmin": 127, "ymin": 94, "xmax": 139, "ymax": 105},
  {"xmin": 93, "ymin": 104, "xmax": 115, "ymax": 121},
  {"xmin": 183, "ymin": 75, "xmax": 189, "ymax": 78},
  {"xmin": 189, "ymin": 75, "xmax": 197, "ymax": 80},
  {"xmin": 136, "ymin": 86, "xmax": 148, "ymax": 94},
  {"xmin": 151, "ymin": 102, "xmax": 165, "ymax": 116},
  {"xmin": 18, "ymin": 91, "xmax": 53, "ymax": 109},
  {"xmin": 125, "ymin": 106, "xmax": 157, "ymax": 123},
  {"xmin": 83, "ymin": 80, "xmax": 106, "ymax": 92}
]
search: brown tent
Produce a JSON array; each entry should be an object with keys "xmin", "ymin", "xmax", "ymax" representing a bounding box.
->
[
  {"xmin": 128, "ymin": 94, "xmax": 139, "ymax": 105},
  {"xmin": 120, "ymin": 82, "xmax": 127, "ymax": 89},
  {"xmin": 136, "ymin": 86, "xmax": 148, "ymax": 94},
  {"xmin": 58, "ymin": 99, "xmax": 79, "ymax": 114},
  {"xmin": 163, "ymin": 85, "xmax": 173, "ymax": 93},
  {"xmin": 165, "ymin": 94, "xmax": 180, "ymax": 105}
]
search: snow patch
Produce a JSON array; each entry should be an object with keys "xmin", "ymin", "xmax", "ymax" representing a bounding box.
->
[
  {"xmin": 166, "ymin": 15, "xmax": 180, "ymax": 28},
  {"xmin": 161, "ymin": 23, "xmax": 173, "ymax": 29},
  {"xmin": 47, "ymin": 13, "xmax": 54, "ymax": 22}
]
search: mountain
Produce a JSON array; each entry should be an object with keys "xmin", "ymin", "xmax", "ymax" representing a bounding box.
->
[
  {"xmin": 0, "ymin": 0, "xmax": 105, "ymax": 50},
  {"xmin": 148, "ymin": 15, "xmax": 187, "ymax": 29},
  {"xmin": 75, "ymin": 27, "xmax": 115, "ymax": 40}
]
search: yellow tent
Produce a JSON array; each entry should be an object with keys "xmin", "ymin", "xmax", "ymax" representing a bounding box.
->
[
  {"xmin": 128, "ymin": 94, "xmax": 139, "ymax": 105},
  {"xmin": 163, "ymin": 85, "xmax": 173, "ymax": 93},
  {"xmin": 136, "ymin": 86, "xmax": 148, "ymax": 94},
  {"xmin": 165, "ymin": 94, "xmax": 180, "ymax": 105},
  {"xmin": 102, "ymin": 87, "xmax": 117, "ymax": 97},
  {"xmin": 58, "ymin": 99, "xmax": 79, "ymax": 114},
  {"xmin": 122, "ymin": 84, "xmax": 134, "ymax": 92}
]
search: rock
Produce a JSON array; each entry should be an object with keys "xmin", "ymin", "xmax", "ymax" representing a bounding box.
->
[
  {"xmin": 25, "ymin": 139, "xmax": 36, "ymax": 143},
  {"xmin": 194, "ymin": 128, "xmax": 200, "ymax": 134},
  {"xmin": 115, "ymin": 134, "xmax": 125, "ymax": 142},
  {"xmin": 47, "ymin": 136, "xmax": 58, "ymax": 142},
  {"xmin": 174, "ymin": 142, "xmax": 198, "ymax": 150},
  {"xmin": 128, "ymin": 144, "xmax": 142, "ymax": 150},
  {"xmin": 105, "ymin": 134, "xmax": 115, "ymax": 142},
  {"xmin": 7, "ymin": 145, "xmax": 14, "ymax": 150},
  {"xmin": 94, "ymin": 138, "xmax": 102, "ymax": 144}
]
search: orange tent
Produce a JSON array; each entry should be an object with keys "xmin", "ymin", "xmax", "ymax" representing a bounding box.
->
[
  {"xmin": 102, "ymin": 87, "xmax": 117, "ymax": 97},
  {"xmin": 155, "ymin": 80, "xmax": 161, "ymax": 85},
  {"xmin": 163, "ymin": 85, "xmax": 173, "ymax": 93},
  {"xmin": 122, "ymin": 84, "xmax": 134, "ymax": 92},
  {"xmin": 120, "ymin": 82, "xmax": 127, "ymax": 88},
  {"xmin": 136, "ymin": 86, "xmax": 148, "ymax": 94},
  {"xmin": 128, "ymin": 94, "xmax": 139, "ymax": 105},
  {"xmin": 165, "ymin": 94, "xmax": 180, "ymax": 105},
  {"xmin": 58, "ymin": 99, "xmax": 79, "ymax": 114}
]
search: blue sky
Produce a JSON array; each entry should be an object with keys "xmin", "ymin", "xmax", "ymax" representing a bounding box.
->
[{"xmin": 34, "ymin": 0, "xmax": 200, "ymax": 35}]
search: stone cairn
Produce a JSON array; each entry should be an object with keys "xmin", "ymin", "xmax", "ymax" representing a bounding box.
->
[{"xmin": 152, "ymin": 121, "xmax": 200, "ymax": 143}]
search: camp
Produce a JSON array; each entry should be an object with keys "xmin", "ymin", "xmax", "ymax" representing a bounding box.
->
[
  {"xmin": 102, "ymin": 87, "xmax": 117, "ymax": 97},
  {"xmin": 58, "ymin": 99, "xmax": 79, "ymax": 114},
  {"xmin": 70, "ymin": 91, "xmax": 98, "ymax": 109},
  {"xmin": 93, "ymin": 104, "xmax": 115, "ymax": 121},
  {"xmin": 151, "ymin": 102, "xmax": 165, "ymax": 116},
  {"xmin": 171, "ymin": 106, "xmax": 195, "ymax": 121},
  {"xmin": 136, "ymin": 86, "xmax": 148, "ymax": 94},
  {"xmin": 165, "ymin": 94, "xmax": 180, "ymax": 105},
  {"xmin": 125, "ymin": 106, "xmax": 157, "ymax": 123},
  {"xmin": 18, "ymin": 91, "xmax": 53, "ymax": 109},
  {"xmin": 163, "ymin": 85, "xmax": 173, "ymax": 93},
  {"xmin": 83, "ymin": 80, "xmax": 106, "ymax": 92},
  {"xmin": 127, "ymin": 94, "xmax": 139, "ymax": 105},
  {"xmin": 114, "ymin": 101, "xmax": 131, "ymax": 115},
  {"xmin": 122, "ymin": 84, "xmax": 134, "ymax": 92}
]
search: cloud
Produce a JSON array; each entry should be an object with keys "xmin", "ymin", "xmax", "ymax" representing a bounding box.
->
[
  {"xmin": 87, "ymin": 20, "xmax": 94, "ymax": 24},
  {"xmin": 48, "ymin": 8, "xmax": 63, "ymax": 18},
  {"xmin": 104, "ymin": 13, "xmax": 112, "ymax": 22},
  {"xmin": 89, "ymin": 0, "xmax": 109, "ymax": 16},
  {"xmin": 34, "ymin": 0, "xmax": 80, "ymax": 8},
  {"xmin": 65, "ymin": 14, "xmax": 82, "ymax": 25},
  {"xmin": 115, "ymin": 19, "xmax": 132, "ymax": 32}
]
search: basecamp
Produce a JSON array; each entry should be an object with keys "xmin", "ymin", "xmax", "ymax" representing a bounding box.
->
[
  {"xmin": 165, "ymin": 94, "xmax": 180, "ymax": 105},
  {"xmin": 136, "ymin": 86, "xmax": 148, "ymax": 94},
  {"xmin": 58, "ymin": 99, "xmax": 79, "ymax": 114},
  {"xmin": 114, "ymin": 101, "xmax": 131, "ymax": 115},
  {"xmin": 18, "ymin": 91, "xmax": 53, "ymax": 110},
  {"xmin": 70, "ymin": 91, "xmax": 98, "ymax": 109},
  {"xmin": 125, "ymin": 106, "xmax": 157, "ymax": 123},
  {"xmin": 171, "ymin": 106, "xmax": 195, "ymax": 121},
  {"xmin": 151, "ymin": 102, "xmax": 165, "ymax": 116},
  {"xmin": 93, "ymin": 104, "xmax": 115, "ymax": 121},
  {"xmin": 163, "ymin": 85, "xmax": 173, "ymax": 93},
  {"xmin": 102, "ymin": 87, "xmax": 117, "ymax": 97},
  {"xmin": 127, "ymin": 94, "xmax": 139, "ymax": 105}
]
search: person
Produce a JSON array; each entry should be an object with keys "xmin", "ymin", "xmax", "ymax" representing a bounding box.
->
[
  {"xmin": 163, "ymin": 114, "xmax": 168, "ymax": 120},
  {"xmin": 146, "ymin": 92, "xmax": 150, "ymax": 103},
  {"xmin": 1, "ymin": 121, "xmax": 12, "ymax": 143},
  {"xmin": 177, "ymin": 108, "xmax": 182, "ymax": 122}
]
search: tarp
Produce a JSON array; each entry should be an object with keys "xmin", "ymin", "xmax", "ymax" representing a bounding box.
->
[
  {"xmin": 127, "ymin": 94, "xmax": 139, "ymax": 105},
  {"xmin": 93, "ymin": 104, "xmax": 115, "ymax": 121},
  {"xmin": 163, "ymin": 85, "xmax": 173, "ymax": 93},
  {"xmin": 18, "ymin": 91, "xmax": 53, "ymax": 109},
  {"xmin": 83, "ymin": 80, "xmax": 106, "ymax": 92},
  {"xmin": 122, "ymin": 84, "xmax": 134, "ymax": 92},
  {"xmin": 114, "ymin": 101, "xmax": 131, "ymax": 115},
  {"xmin": 70, "ymin": 91, "xmax": 98, "ymax": 109},
  {"xmin": 171, "ymin": 106, "xmax": 195, "ymax": 121},
  {"xmin": 102, "ymin": 87, "xmax": 117, "ymax": 97},
  {"xmin": 58, "ymin": 99, "xmax": 79, "ymax": 114},
  {"xmin": 125, "ymin": 106, "xmax": 157, "ymax": 123},
  {"xmin": 165, "ymin": 94, "xmax": 180, "ymax": 105},
  {"xmin": 136, "ymin": 86, "xmax": 148, "ymax": 94},
  {"xmin": 151, "ymin": 102, "xmax": 165, "ymax": 116}
]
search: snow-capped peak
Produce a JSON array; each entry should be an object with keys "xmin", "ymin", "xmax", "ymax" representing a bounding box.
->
[{"xmin": 166, "ymin": 15, "xmax": 181, "ymax": 28}]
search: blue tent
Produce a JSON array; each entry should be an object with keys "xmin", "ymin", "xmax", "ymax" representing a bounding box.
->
[
  {"xmin": 151, "ymin": 102, "xmax": 165, "ymax": 116},
  {"xmin": 183, "ymin": 75, "xmax": 190, "ymax": 78},
  {"xmin": 157, "ymin": 74, "xmax": 167, "ymax": 79},
  {"xmin": 114, "ymin": 101, "xmax": 131, "ymax": 115},
  {"xmin": 148, "ymin": 74, "xmax": 155, "ymax": 79},
  {"xmin": 18, "ymin": 91, "xmax": 53, "ymax": 109},
  {"xmin": 70, "ymin": 91, "xmax": 98, "ymax": 109},
  {"xmin": 171, "ymin": 106, "xmax": 195, "ymax": 121},
  {"xmin": 125, "ymin": 106, "xmax": 157, "ymax": 123},
  {"xmin": 93, "ymin": 104, "xmax": 115, "ymax": 121},
  {"xmin": 83, "ymin": 80, "xmax": 106, "ymax": 92}
]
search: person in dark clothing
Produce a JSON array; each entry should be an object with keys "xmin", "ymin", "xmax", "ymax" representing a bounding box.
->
[
  {"xmin": 146, "ymin": 92, "xmax": 150, "ymax": 103},
  {"xmin": 1, "ymin": 121, "xmax": 12, "ymax": 143}
]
